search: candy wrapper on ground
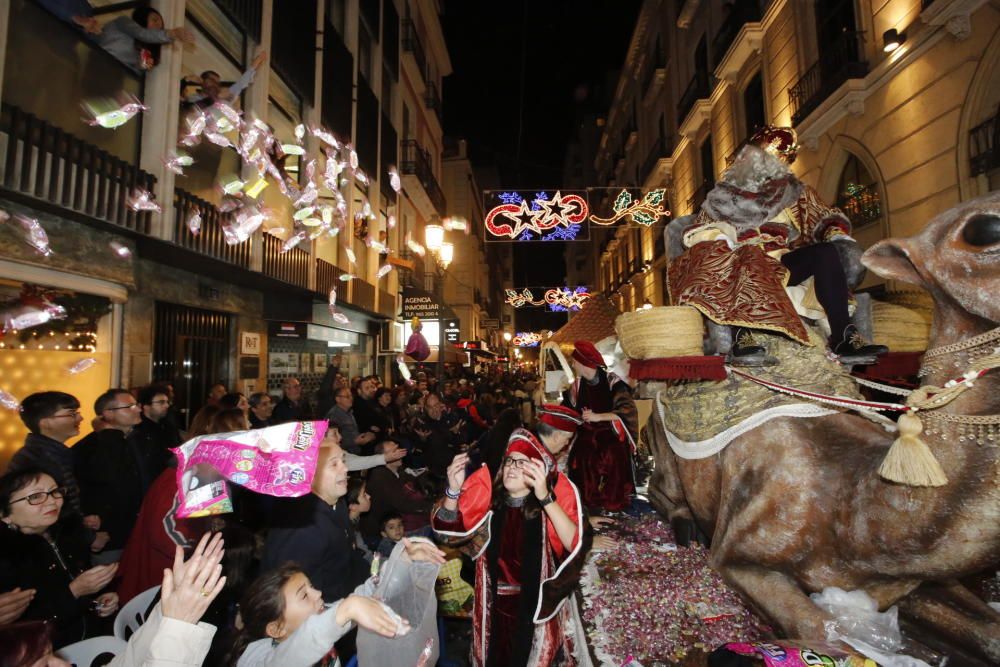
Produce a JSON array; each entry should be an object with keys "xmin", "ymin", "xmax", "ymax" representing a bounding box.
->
[{"xmin": 172, "ymin": 420, "xmax": 328, "ymax": 518}]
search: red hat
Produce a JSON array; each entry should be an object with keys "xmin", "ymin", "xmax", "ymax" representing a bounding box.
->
[
  {"xmin": 749, "ymin": 125, "xmax": 799, "ymax": 164},
  {"xmin": 505, "ymin": 428, "xmax": 559, "ymax": 472},
  {"xmin": 571, "ymin": 340, "xmax": 605, "ymax": 369},
  {"xmin": 536, "ymin": 404, "xmax": 583, "ymax": 434}
]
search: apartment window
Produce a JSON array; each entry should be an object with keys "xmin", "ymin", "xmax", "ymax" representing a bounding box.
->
[
  {"xmin": 402, "ymin": 103, "xmax": 411, "ymax": 140},
  {"xmin": 835, "ymin": 154, "xmax": 883, "ymax": 229},
  {"xmin": 359, "ymin": 21, "xmax": 374, "ymax": 83},
  {"xmin": 328, "ymin": 0, "xmax": 346, "ymax": 36},
  {"xmin": 743, "ymin": 71, "xmax": 766, "ymax": 140},
  {"xmin": 700, "ymin": 135, "xmax": 715, "ymax": 186},
  {"xmin": 381, "ymin": 65, "xmax": 394, "ymax": 112}
]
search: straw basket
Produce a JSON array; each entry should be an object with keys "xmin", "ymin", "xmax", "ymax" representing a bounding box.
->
[
  {"xmin": 871, "ymin": 300, "xmax": 931, "ymax": 353},
  {"xmin": 615, "ymin": 306, "xmax": 703, "ymax": 360}
]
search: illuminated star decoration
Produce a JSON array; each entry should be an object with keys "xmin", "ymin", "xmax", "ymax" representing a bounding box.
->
[
  {"xmin": 512, "ymin": 332, "xmax": 543, "ymax": 347},
  {"xmin": 485, "ymin": 191, "xmax": 589, "ymax": 240},
  {"xmin": 504, "ymin": 286, "xmax": 592, "ymax": 312},
  {"xmin": 589, "ymin": 189, "xmax": 670, "ymax": 227}
]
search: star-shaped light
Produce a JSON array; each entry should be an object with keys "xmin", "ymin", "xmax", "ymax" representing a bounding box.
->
[{"xmin": 508, "ymin": 200, "xmax": 543, "ymax": 238}]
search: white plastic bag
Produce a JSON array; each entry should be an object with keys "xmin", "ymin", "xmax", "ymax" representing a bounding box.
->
[{"xmin": 357, "ymin": 540, "xmax": 442, "ymax": 666}]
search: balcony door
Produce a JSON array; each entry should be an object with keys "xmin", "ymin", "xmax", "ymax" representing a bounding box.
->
[{"xmin": 815, "ymin": 0, "xmax": 861, "ymax": 76}]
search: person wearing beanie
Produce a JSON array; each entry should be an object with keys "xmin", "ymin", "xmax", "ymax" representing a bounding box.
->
[
  {"xmin": 432, "ymin": 406, "xmax": 591, "ymax": 667},
  {"xmin": 563, "ymin": 340, "xmax": 638, "ymax": 512}
]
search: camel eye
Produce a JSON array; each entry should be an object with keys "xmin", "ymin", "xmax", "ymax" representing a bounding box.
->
[{"xmin": 962, "ymin": 214, "xmax": 1000, "ymax": 247}]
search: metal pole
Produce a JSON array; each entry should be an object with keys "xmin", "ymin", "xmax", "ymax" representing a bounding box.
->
[{"xmin": 437, "ymin": 266, "xmax": 445, "ymax": 383}]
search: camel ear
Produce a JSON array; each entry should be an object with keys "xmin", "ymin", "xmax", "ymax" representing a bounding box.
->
[{"xmin": 862, "ymin": 238, "xmax": 925, "ymax": 288}]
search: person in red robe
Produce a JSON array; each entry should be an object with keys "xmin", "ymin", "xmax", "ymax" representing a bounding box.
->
[
  {"xmin": 563, "ymin": 340, "xmax": 638, "ymax": 512},
  {"xmin": 432, "ymin": 406, "xmax": 591, "ymax": 666}
]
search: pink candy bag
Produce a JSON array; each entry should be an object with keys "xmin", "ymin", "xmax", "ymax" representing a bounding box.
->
[
  {"xmin": 172, "ymin": 420, "xmax": 328, "ymax": 518},
  {"xmin": 721, "ymin": 641, "xmax": 875, "ymax": 667}
]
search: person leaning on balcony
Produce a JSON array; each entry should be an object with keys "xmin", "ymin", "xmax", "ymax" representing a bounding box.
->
[
  {"xmin": 96, "ymin": 6, "xmax": 193, "ymax": 72},
  {"xmin": 182, "ymin": 50, "xmax": 268, "ymax": 108}
]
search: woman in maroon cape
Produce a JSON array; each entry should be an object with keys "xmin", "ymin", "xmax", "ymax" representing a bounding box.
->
[{"xmin": 563, "ymin": 340, "xmax": 638, "ymax": 512}]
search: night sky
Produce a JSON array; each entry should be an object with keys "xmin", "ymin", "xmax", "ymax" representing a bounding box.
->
[{"xmin": 442, "ymin": 0, "xmax": 642, "ymax": 332}]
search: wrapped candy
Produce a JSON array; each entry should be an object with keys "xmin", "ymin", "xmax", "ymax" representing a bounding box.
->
[
  {"xmin": 82, "ymin": 94, "xmax": 148, "ymax": 129},
  {"xmin": 281, "ymin": 231, "xmax": 307, "ymax": 253},
  {"xmin": 311, "ymin": 125, "xmax": 341, "ymax": 149},
  {"xmin": 186, "ymin": 211, "xmax": 202, "ymax": 236},
  {"xmin": 344, "ymin": 248, "xmax": 356, "ymax": 265},
  {"xmin": 109, "ymin": 241, "xmax": 132, "ymax": 258},
  {"xmin": 388, "ymin": 168, "xmax": 402, "ymax": 193},
  {"xmin": 332, "ymin": 311, "xmax": 350, "ymax": 325},
  {"xmin": 172, "ymin": 421, "xmax": 329, "ymax": 518},
  {"xmin": 338, "ymin": 273, "xmax": 355, "ymax": 282},
  {"xmin": 281, "ymin": 143, "xmax": 306, "ymax": 156},
  {"xmin": 67, "ymin": 358, "xmax": 98, "ymax": 375},
  {"xmin": 126, "ymin": 189, "xmax": 162, "ymax": 213},
  {"xmin": 376, "ymin": 264, "xmax": 393, "ymax": 279},
  {"xmin": 0, "ymin": 389, "xmax": 20, "ymax": 411},
  {"xmin": 163, "ymin": 151, "xmax": 194, "ymax": 175},
  {"xmin": 5, "ymin": 213, "xmax": 53, "ymax": 256}
]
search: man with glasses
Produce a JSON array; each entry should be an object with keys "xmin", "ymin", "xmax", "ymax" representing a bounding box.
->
[
  {"xmin": 73, "ymin": 388, "xmax": 145, "ymax": 563},
  {"xmin": 10, "ymin": 392, "xmax": 109, "ymax": 551},
  {"xmin": 248, "ymin": 392, "xmax": 275, "ymax": 429},
  {"xmin": 325, "ymin": 388, "xmax": 375, "ymax": 454},
  {"xmin": 271, "ymin": 377, "xmax": 311, "ymax": 424},
  {"xmin": 128, "ymin": 384, "xmax": 179, "ymax": 493}
]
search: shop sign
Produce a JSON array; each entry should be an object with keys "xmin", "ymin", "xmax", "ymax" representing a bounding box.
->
[
  {"xmin": 480, "ymin": 318, "xmax": 500, "ymax": 329},
  {"xmin": 240, "ymin": 332, "xmax": 261, "ymax": 355},
  {"xmin": 401, "ymin": 287, "xmax": 442, "ymax": 319},
  {"xmin": 239, "ymin": 356, "xmax": 260, "ymax": 379},
  {"xmin": 268, "ymin": 321, "xmax": 306, "ymax": 339},
  {"xmin": 444, "ymin": 319, "xmax": 460, "ymax": 344}
]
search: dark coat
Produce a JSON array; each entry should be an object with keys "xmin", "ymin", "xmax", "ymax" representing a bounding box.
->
[
  {"xmin": 271, "ymin": 396, "xmax": 311, "ymax": 424},
  {"xmin": 0, "ymin": 516, "xmax": 95, "ymax": 648},
  {"xmin": 127, "ymin": 415, "xmax": 177, "ymax": 493},
  {"xmin": 73, "ymin": 429, "xmax": 144, "ymax": 550},
  {"xmin": 262, "ymin": 494, "xmax": 369, "ymax": 602}
]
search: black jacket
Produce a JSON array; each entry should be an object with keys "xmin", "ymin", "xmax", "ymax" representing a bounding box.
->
[
  {"xmin": 73, "ymin": 429, "xmax": 144, "ymax": 550},
  {"xmin": 8, "ymin": 434, "xmax": 83, "ymax": 515},
  {"xmin": 262, "ymin": 494, "xmax": 368, "ymax": 602},
  {"xmin": 271, "ymin": 397, "xmax": 311, "ymax": 424},
  {"xmin": 0, "ymin": 516, "xmax": 95, "ymax": 648},
  {"xmin": 127, "ymin": 416, "xmax": 177, "ymax": 493}
]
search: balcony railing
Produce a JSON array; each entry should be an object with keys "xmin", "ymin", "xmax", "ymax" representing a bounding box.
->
[
  {"xmin": 1, "ymin": 104, "xmax": 156, "ymax": 234},
  {"xmin": 425, "ymin": 81, "xmax": 442, "ymax": 124},
  {"xmin": 687, "ymin": 180, "xmax": 712, "ymax": 213},
  {"xmin": 678, "ymin": 73, "xmax": 710, "ymax": 124},
  {"xmin": 262, "ymin": 233, "xmax": 310, "ymax": 289},
  {"xmin": 378, "ymin": 288, "xmax": 397, "ymax": 318},
  {"xmin": 969, "ymin": 111, "xmax": 1000, "ymax": 177},
  {"xmin": 353, "ymin": 279, "xmax": 376, "ymax": 312},
  {"xmin": 173, "ymin": 188, "xmax": 251, "ymax": 268},
  {"xmin": 316, "ymin": 258, "xmax": 349, "ymax": 297},
  {"xmin": 712, "ymin": 1, "xmax": 764, "ymax": 66},
  {"xmin": 402, "ymin": 18, "xmax": 428, "ymax": 85},
  {"xmin": 401, "ymin": 139, "xmax": 447, "ymax": 216},
  {"xmin": 789, "ymin": 31, "xmax": 868, "ymax": 125}
]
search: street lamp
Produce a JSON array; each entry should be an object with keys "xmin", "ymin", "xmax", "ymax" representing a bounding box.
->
[
  {"xmin": 425, "ymin": 223, "xmax": 444, "ymax": 252},
  {"xmin": 439, "ymin": 242, "xmax": 454, "ymax": 268},
  {"xmin": 503, "ymin": 331, "xmax": 512, "ymax": 342}
]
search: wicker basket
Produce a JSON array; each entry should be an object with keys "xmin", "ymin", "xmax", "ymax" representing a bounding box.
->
[
  {"xmin": 615, "ymin": 306, "xmax": 704, "ymax": 359},
  {"xmin": 871, "ymin": 300, "xmax": 931, "ymax": 353}
]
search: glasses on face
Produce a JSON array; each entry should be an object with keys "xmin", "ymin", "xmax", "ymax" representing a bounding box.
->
[
  {"xmin": 151, "ymin": 399, "xmax": 172, "ymax": 406},
  {"xmin": 10, "ymin": 487, "xmax": 66, "ymax": 506},
  {"xmin": 107, "ymin": 402, "xmax": 139, "ymax": 411},
  {"xmin": 502, "ymin": 456, "xmax": 532, "ymax": 470},
  {"xmin": 49, "ymin": 410, "xmax": 82, "ymax": 420}
]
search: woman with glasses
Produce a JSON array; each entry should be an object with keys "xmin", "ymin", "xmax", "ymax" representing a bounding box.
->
[
  {"xmin": 432, "ymin": 406, "xmax": 592, "ymax": 667},
  {"xmin": 0, "ymin": 467, "xmax": 119, "ymax": 648}
]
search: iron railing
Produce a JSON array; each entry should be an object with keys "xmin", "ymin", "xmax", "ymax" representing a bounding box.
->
[
  {"xmin": 789, "ymin": 30, "xmax": 867, "ymax": 125},
  {"xmin": 378, "ymin": 288, "xmax": 397, "ymax": 318},
  {"xmin": 969, "ymin": 110, "xmax": 1000, "ymax": 177},
  {"xmin": 0, "ymin": 104, "xmax": 156, "ymax": 234},
  {"xmin": 353, "ymin": 279, "xmax": 376, "ymax": 312},
  {"xmin": 401, "ymin": 139, "xmax": 447, "ymax": 216},
  {"xmin": 402, "ymin": 19, "xmax": 428, "ymax": 84},
  {"xmin": 261, "ymin": 233, "xmax": 310, "ymax": 289},
  {"xmin": 173, "ymin": 188, "xmax": 251, "ymax": 268},
  {"xmin": 678, "ymin": 73, "xmax": 710, "ymax": 124},
  {"xmin": 425, "ymin": 81, "xmax": 442, "ymax": 124},
  {"xmin": 316, "ymin": 258, "xmax": 349, "ymax": 298}
]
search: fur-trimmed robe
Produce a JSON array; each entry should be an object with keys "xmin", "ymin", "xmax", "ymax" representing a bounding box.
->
[{"xmin": 432, "ymin": 430, "xmax": 592, "ymax": 666}]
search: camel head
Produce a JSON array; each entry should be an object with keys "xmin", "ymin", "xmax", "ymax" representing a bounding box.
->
[{"xmin": 863, "ymin": 192, "xmax": 1000, "ymax": 329}]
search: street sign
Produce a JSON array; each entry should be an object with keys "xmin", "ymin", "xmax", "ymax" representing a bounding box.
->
[{"xmin": 480, "ymin": 318, "xmax": 500, "ymax": 329}]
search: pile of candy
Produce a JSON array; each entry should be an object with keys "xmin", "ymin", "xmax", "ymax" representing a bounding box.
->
[{"xmin": 580, "ymin": 514, "xmax": 769, "ymax": 665}]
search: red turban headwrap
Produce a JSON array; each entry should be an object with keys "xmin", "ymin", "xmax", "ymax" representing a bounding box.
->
[
  {"xmin": 571, "ymin": 340, "xmax": 605, "ymax": 369},
  {"xmin": 536, "ymin": 404, "xmax": 583, "ymax": 434}
]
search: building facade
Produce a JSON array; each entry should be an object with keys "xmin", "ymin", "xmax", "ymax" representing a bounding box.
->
[
  {"xmin": 589, "ymin": 0, "xmax": 1000, "ymax": 311},
  {"xmin": 0, "ymin": 0, "xmax": 453, "ymax": 460}
]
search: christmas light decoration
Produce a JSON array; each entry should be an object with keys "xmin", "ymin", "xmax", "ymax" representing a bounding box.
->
[
  {"xmin": 504, "ymin": 286, "xmax": 592, "ymax": 311},
  {"xmin": 484, "ymin": 190, "xmax": 589, "ymax": 241},
  {"xmin": 512, "ymin": 332, "xmax": 543, "ymax": 347},
  {"xmin": 589, "ymin": 189, "xmax": 670, "ymax": 227}
]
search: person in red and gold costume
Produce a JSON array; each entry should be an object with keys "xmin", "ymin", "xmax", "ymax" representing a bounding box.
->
[
  {"xmin": 431, "ymin": 405, "xmax": 591, "ymax": 667},
  {"xmin": 668, "ymin": 126, "xmax": 887, "ymax": 365},
  {"xmin": 563, "ymin": 341, "xmax": 638, "ymax": 512}
]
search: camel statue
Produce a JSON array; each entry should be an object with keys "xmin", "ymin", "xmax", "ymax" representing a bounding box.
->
[{"xmin": 644, "ymin": 192, "xmax": 1000, "ymax": 662}]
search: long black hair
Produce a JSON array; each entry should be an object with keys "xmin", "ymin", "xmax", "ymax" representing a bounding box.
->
[
  {"xmin": 131, "ymin": 7, "xmax": 164, "ymax": 67},
  {"xmin": 227, "ymin": 564, "xmax": 302, "ymax": 666}
]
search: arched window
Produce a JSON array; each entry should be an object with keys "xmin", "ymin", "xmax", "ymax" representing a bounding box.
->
[{"xmin": 835, "ymin": 154, "xmax": 883, "ymax": 229}]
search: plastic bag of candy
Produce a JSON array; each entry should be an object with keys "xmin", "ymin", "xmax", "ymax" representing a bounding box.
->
[{"xmin": 172, "ymin": 420, "xmax": 328, "ymax": 518}]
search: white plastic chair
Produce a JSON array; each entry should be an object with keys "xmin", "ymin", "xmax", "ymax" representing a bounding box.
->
[
  {"xmin": 113, "ymin": 585, "xmax": 160, "ymax": 640},
  {"xmin": 56, "ymin": 635, "xmax": 128, "ymax": 667}
]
